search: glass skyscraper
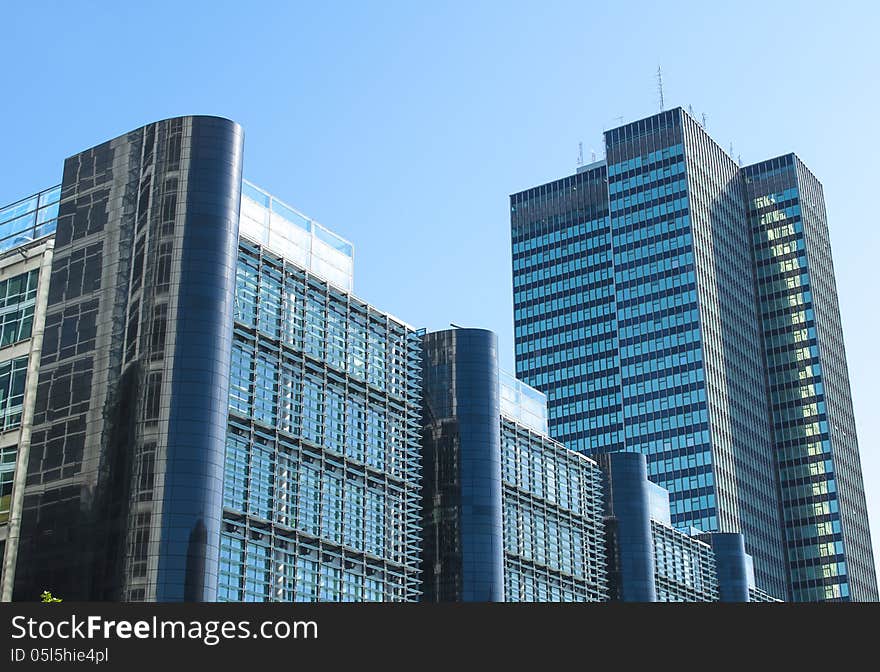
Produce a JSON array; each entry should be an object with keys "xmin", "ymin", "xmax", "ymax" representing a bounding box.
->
[
  {"xmin": 511, "ymin": 107, "xmax": 877, "ymax": 601},
  {"xmin": 743, "ymin": 155, "xmax": 876, "ymax": 601}
]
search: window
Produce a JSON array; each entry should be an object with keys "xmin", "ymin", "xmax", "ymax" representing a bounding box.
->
[
  {"xmin": 229, "ymin": 341, "xmax": 253, "ymax": 416},
  {"xmin": 149, "ymin": 304, "xmax": 168, "ymax": 361},
  {"xmin": 0, "ymin": 468, "xmax": 14, "ymax": 523},
  {"xmin": 0, "ymin": 303, "xmax": 34, "ymax": 347},
  {"xmin": 0, "ymin": 269, "xmax": 38, "ymax": 308},
  {"xmin": 0, "ymin": 356, "xmax": 28, "ymax": 430},
  {"xmin": 0, "ymin": 269, "xmax": 38, "ymax": 347},
  {"xmin": 143, "ymin": 372, "xmax": 161, "ymax": 422}
]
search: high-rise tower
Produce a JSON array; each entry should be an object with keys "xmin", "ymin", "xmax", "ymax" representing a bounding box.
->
[
  {"xmin": 511, "ymin": 107, "xmax": 877, "ymax": 601},
  {"xmin": 743, "ymin": 154, "xmax": 876, "ymax": 601}
]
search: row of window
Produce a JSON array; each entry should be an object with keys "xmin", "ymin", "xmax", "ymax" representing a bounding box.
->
[
  {"xmin": 512, "ymin": 231, "xmax": 610, "ymax": 274},
  {"xmin": 514, "ymin": 264, "xmax": 612, "ymax": 301},
  {"xmin": 504, "ymin": 560, "xmax": 605, "ymax": 602},
  {"xmin": 511, "ymin": 216, "xmax": 608, "ymax": 256},
  {"xmin": 229, "ymin": 341, "xmax": 415, "ymax": 477},
  {"xmin": 234, "ymin": 247, "xmax": 415, "ymax": 393},
  {"xmin": 606, "ymin": 135, "xmax": 683, "ymax": 176},
  {"xmin": 218, "ymin": 534, "xmax": 411, "ymax": 602},
  {"xmin": 608, "ymin": 150, "xmax": 685, "ymax": 193},
  {"xmin": 501, "ymin": 423, "xmax": 602, "ymax": 513},
  {"xmin": 503, "ymin": 491, "xmax": 604, "ymax": 578},
  {"xmin": 610, "ymin": 178, "xmax": 688, "ymax": 216},
  {"xmin": 652, "ymin": 522, "xmax": 718, "ymax": 602},
  {"xmin": 223, "ymin": 431, "xmax": 411, "ymax": 562},
  {"xmin": 0, "ymin": 356, "xmax": 28, "ymax": 431},
  {"xmin": 0, "ymin": 269, "xmax": 38, "ymax": 310}
]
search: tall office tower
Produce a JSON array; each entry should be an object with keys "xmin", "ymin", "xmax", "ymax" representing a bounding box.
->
[
  {"xmin": 743, "ymin": 155, "xmax": 877, "ymax": 601},
  {"xmin": 3, "ymin": 116, "xmax": 425, "ymax": 602},
  {"xmin": 512, "ymin": 107, "xmax": 877, "ymax": 600}
]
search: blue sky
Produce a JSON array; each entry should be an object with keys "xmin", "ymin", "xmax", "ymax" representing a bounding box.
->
[{"xmin": 3, "ymin": 1, "xmax": 878, "ymax": 582}]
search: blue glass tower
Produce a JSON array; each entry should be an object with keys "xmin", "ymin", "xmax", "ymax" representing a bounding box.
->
[
  {"xmin": 743, "ymin": 154, "xmax": 877, "ymax": 601},
  {"xmin": 512, "ymin": 107, "xmax": 877, "ymax": 601}
]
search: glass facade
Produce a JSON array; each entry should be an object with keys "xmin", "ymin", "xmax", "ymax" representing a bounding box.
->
[
  {"xmin": 218, "ymin": 235, "xmax": 423, "ymax": 602},
  {"xmin": 12, "ymin": 116, "xmax": 244, "ymax": 602},
  {"xmin": 500, "ymin": 369, "xmax": 549, "ymax": 434},
  {"xmin": 501, "ymin": 416, "xmax": 607, "ymax": 602},
  {"xmin": 512, "ymin": 163, "xmax": 617, "ymax": 454},
  {"xmin": 696, "ymin": 532, "xmax": 751, "ymax": 602},
  {"xmin": 421, "ymin": 327, "xmax": 606, "ymax": 602},
  {"xmin": 651, "ymin": 521, "xmax": 718, "ymax": 602},
  {"xmin": 512, "ymin": 108, "xmax": 787, "ymax": 598},
  {"xmin": 601, "ymin": 451, "xmax": 774, "ymax": 602},
  {"xmin": 0, "ymin": 357, "xmax": 28, "ymax": 432},
  {"xmin": 599, "ymin": 452, "xmax": 657, "ymax": 601},
  {"xmin": 0, "ymin": 270, "xmax": 38, "ymax": 348},
  {"xmin": 0, "ymin": 185, "xmax": 60, "ymax": 253},
  {"xmin": 421, "ymin": 328, "xmax": 504, "ymax": 601},
  {"xmin": 744, "ymin": 154, "xmax": 878, "ymax": 601}
]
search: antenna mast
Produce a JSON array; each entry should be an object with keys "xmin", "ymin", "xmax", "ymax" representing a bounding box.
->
[
  {"xmin": 577, "ymin": 142, "xmax": 584, "ymax": 167},
  {"xmin": 657, "ymin": 66, "xmax": 665, "ymax": 111}
]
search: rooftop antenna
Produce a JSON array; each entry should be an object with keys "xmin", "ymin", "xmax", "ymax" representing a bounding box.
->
[
  {"xmin": 738, "ymin": 154, "xmax": 743, "ymax": 167},
  {"xmin": 591, "ymin": 148, "xmax": 597, "ymax": 162},
  {"xmin": 701, "ymin": 112, "xmax": 707, "ymax": 129},
  {"xmin": 657, "ymin": 66, "xmax": 665, "ymax": 111},
  {"xmin": 688, "ymin": 104, "xmax": 695, "ymax": 117},
  {"xmin": 577, "ymin": 142, "xmax": 584, "ymax": 167},
  {"xmin": 729, "ymin": 141, "xmax": 734, "ymax": 156}
]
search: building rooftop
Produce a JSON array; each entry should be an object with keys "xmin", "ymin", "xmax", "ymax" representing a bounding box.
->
[
  {"xmin": 239, "ymin": 180, "xmax": 354, "ymax": 293},
  {"xmin": 0, "ymin": 185, "xmax": 60, "ymax": 253},
  {"xmin": 500, "ymin": 370, "xmax": 548, "ymax": 434}
]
